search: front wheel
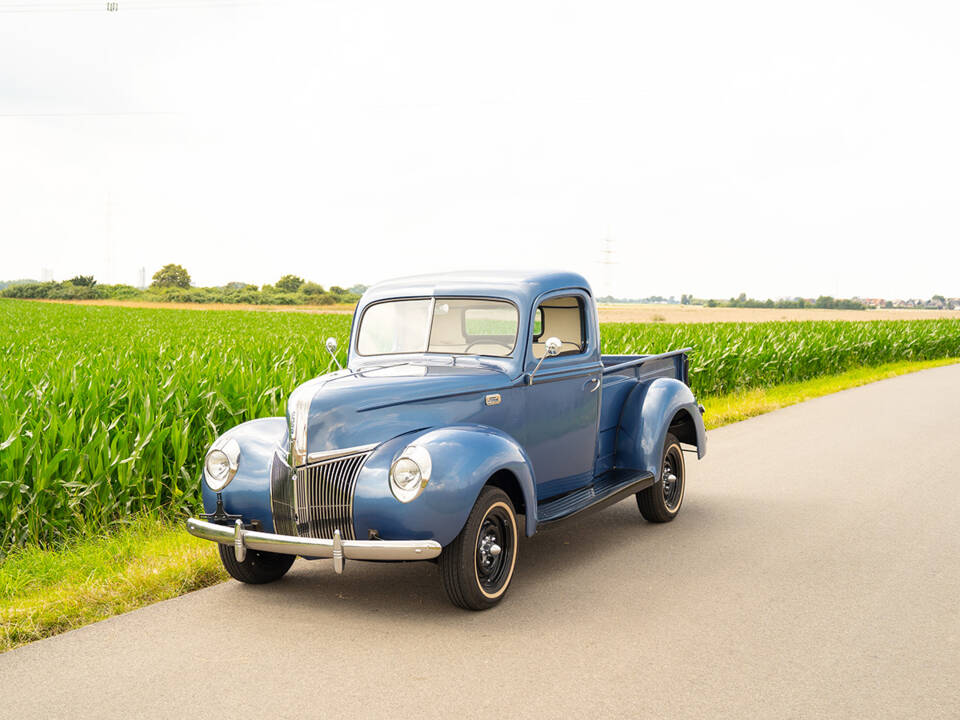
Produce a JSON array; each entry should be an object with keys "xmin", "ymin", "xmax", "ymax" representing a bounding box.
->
[
  {"xmin": 439, "ymin": 486, "xmax": 519, "ymax": 610},
  {"xmin": 218, "ymin": 542, "xmax": 295, "ymax": 584},
  {"xmin": 637, "ymin": 432, "xmax": 686, "ymax": 523}
]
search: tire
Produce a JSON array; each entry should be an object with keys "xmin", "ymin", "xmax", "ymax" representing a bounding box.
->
[
  {"xmin": 218, "ymin": 542, "xmax": 296, "ymax": 584},
  {"xmin": 637, "ymin": 432, "xmax": 686, "ymax": 523},
  {"xmin": 439, "ymin": 486, "xmax": 519, "ymax": 610}
]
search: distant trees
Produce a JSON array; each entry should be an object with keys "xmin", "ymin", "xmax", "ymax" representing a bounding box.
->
[
  {"xmin": 814, "ymin": 296, "xmax": 865, "ymax": 310},
  {"xmin": 276, "ymin": 274, "xmax": 305, "ymax": 293},
  {"xmin": 0, "ymin": 268, "xmax": 365, "ymax": 307},
  {"xmin": 718, "ymin": 294, "xmax": 865, "ymax": 310},
  {"xmin": 151, "ymin": 264, "xmax": 192, "ymax": 289}
]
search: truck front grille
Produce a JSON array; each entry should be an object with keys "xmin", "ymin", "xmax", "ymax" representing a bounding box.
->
[{"xmin": 294, "ymin": 451, "xmax": 372, "ymax": 540}]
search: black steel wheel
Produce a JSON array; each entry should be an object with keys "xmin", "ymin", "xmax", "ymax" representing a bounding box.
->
[
  {"xmin": 439, "ymin": 486, "xmax": 518, "ymax": 610},
  {"xmin": 218, "ymin": 543, "xmax": 295, "ymax": 584},
  {"xmin": 637, "ymin": 432, "xmax": 686, "ymax": 523}
]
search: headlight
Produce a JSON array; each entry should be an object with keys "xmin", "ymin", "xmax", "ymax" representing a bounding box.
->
[
  {"xmin": 204, "ymin": 437, "xmax": 240, "ymax": 492},
  {"xmin": 389, "ymin": 445, "xmax": 432, "ymax": 503}
]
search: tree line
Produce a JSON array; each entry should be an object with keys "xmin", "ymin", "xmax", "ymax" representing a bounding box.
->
[{"xmin": 0, "ymin": 264, "xmax": 366, "ymax": 306}]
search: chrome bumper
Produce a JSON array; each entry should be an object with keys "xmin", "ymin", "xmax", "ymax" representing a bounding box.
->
[{"xmin": 185, "ymin": 518, "xmax": 442, "ymax": 574}]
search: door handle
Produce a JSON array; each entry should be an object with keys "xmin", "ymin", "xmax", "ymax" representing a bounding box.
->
[{"xmin": 587, "ymin": 377, "xmax": 600, "ymax": 392}]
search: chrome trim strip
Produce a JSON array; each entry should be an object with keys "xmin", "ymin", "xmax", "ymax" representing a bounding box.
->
[
  {"xmin": 186, "ymin": 518, "xmax": 442, "ymax": 562},
  {"xmin": 291, "ymin": 394, "xmax": 311, "ymax": 467},
  {"xmin": 306, "ymin": 443, "xmax": 379, "ymax": 465}
]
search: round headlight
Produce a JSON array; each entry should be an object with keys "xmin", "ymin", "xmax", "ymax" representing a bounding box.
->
[
  {"xmin": 389, "ymin": 445, "xmax": 432, "ymax": 503},
  {"xmin": 204, "ymin": 450, "xmax": 232, "ymax": 491}
]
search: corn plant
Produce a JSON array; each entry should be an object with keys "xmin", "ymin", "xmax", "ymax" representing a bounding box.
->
[{"xmin": 1, "ymin": 299, "xmax": 958, "ymax": 554}]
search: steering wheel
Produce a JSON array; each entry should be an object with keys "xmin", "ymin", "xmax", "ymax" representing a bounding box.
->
[{"xmin": 464, "ymin": 340, "xmax": 513, "ymax": 353}]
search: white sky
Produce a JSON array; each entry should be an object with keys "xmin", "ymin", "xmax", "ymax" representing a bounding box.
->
[{"xmin": 1, "ymin": 0, "xmax": 958, "ymax": 300}]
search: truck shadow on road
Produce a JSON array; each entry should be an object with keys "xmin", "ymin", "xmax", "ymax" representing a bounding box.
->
[{"xmin": 221, "ymin": 498, "xmax": 730, "ymax": 620}]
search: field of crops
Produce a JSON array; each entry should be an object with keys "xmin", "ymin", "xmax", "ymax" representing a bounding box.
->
[{"xmin": 2, "ymin": 298, "xmax": 959, "ymax": 555}]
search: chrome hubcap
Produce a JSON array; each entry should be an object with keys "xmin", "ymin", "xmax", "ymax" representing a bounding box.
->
[{"xmin": 478, "ymin": 533, "xmax": 501, "ymax": 567}]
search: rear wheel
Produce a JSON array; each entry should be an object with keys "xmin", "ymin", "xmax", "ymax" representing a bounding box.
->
[
  {"xmin": 637, "ymin": 432, "xmax": 685, "ymax": 523},
  {"xmin": 218, "ymin": 543, "xmax": 295, "ymax": 584},
  {"xmin": 439, "ymin": 486, "xmax": 519, "ymax": 610}
]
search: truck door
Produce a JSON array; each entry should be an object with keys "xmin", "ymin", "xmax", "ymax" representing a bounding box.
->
[{"xmin": 522, "ymin": 292, "xmax": 602, "ymax": 500}]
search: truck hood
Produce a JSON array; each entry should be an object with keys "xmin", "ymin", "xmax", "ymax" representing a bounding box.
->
[{"xmin": 288, "ymin": 361, "xmax": 513, "ymax": 459}]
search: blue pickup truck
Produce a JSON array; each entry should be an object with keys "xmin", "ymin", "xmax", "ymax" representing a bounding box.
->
[{"xmin": 187, "ymin": 271, "xmax": 706, "ymax": 609}]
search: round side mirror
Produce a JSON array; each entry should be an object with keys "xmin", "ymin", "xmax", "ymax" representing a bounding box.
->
[
  {"xmin": 545, "ymin": 336, "xmax": 562, "ymax": 357},
  {"xmin": 325, "ymin": 337, "xmax": 338, "ymax": 353}
]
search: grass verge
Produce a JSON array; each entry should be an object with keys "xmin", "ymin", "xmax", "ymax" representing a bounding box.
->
[
  {"xmin": 2, "ymin": 357, "xmax": 956, "ymax": 653},
  {"xmin": 0, "ymin": 517, "xmax": 225, "ymax": 653},
  {"xmin": 701, "ymin": 357, "xmax": 959, "ymax": 429}
]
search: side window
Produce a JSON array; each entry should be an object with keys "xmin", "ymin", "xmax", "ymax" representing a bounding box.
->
[{"xmin": 531, "ymin": 296, "xmax": 586, "ymax": 358}]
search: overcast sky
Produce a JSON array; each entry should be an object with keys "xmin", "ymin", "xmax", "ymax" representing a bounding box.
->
[{"xmin": 1, "ymin": 0, "xmax": 958, "ymax": 299}]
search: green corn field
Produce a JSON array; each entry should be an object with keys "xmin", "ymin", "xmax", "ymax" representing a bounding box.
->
[
  {"xmin": 1, "ymin": 298, "xmax": 959, "ymax": 555},
  {"xmin": 600, "ymin": 320, "xmax": 960, "ymax": 396}
]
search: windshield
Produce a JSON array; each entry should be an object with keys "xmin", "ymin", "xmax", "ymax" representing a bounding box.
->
[{"xmin": 357, "ymin": 298, "xmax": 519, "ymax": 357}]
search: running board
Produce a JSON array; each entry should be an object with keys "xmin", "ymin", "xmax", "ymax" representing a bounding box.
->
[{"xmin": 537, "ymin": 469, "xmax": 656, "ymax": 527}]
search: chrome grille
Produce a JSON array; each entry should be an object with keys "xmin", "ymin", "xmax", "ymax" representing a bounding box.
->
[
  {"xmin": 270, "ymin": 450, "xmax": 297, "ymax": 536},
  {"xmin": 292, "ymin": 451, "xmax": 371, "ymax": 540}
]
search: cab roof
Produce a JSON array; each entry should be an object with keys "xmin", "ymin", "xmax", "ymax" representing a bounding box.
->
[{"xmin": 359, "ymin": 270, "xmax": 593, "ymax": 309}]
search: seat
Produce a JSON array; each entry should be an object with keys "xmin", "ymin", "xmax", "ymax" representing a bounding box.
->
[{"xmin": 532, "ymin": 297, "xmax": 584, "ymax": 358}]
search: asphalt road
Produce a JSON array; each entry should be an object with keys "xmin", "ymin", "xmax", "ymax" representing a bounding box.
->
[{"xmin": 2, "ymin": 366, "xmax": 958, "ymax": 719}]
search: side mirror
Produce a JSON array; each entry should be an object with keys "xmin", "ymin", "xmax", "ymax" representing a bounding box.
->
[
  {"xmin": 325, "ymin": 337, "xmax": 343, "ymax": 370},
  {"xmin": 527, "ymin": 336, "xmax": 563, "ymax": 385}
]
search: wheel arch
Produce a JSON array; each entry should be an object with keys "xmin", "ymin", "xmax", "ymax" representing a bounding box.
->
[
  {"xmin": 352, "ymin": 424, "xmax": 538, "ymax": 546},
  {"xmin": 614, "ymin": 378, "xmax": 707, "ymax": 481},
  {"xmin": 669, "ymin": 407, "xmax": 706, "ymax": 457},
  {"xmin": 486, "ymin": 467, "xmax": 527, "ymax": 517}
]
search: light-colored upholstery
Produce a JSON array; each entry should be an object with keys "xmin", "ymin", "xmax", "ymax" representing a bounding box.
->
[
  {"xmin": 426, "ymin": 299, "xmax": 518, "ymax": 356},
  {"xmin": 430, "ymin": 308, "xmax": 464, "ymax": 347},
  {"xmin": 532, "ymin": 297, "xmax": 584, "ymax": 358}
]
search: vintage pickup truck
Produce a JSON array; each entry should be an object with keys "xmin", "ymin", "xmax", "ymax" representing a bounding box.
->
[{"xmin": 187, "ymin": 271, "xmax": 706, "ymax": 609}]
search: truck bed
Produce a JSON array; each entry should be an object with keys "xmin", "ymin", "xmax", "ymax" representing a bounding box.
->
[{"xmin": 600, "ymin": 348, "xmax": 690, "ymax": 386}]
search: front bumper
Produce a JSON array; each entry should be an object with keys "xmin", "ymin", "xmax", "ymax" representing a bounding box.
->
[{"xmin": 185, "ymin": 518, "xmax": 442, "ymax": 574}]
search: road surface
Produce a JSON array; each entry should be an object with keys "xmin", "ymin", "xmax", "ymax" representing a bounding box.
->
[{"xmin": 2, "ymin": 365, "xmax": 958, "ymax": 718}]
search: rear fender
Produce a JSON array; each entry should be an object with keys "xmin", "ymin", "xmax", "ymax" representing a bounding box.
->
[
  {"xmin": 614, "ymin": 378, "xmax": 706, "ymax": 481},
  {"xmin": 352, "ymin": 424, "xmax": 537, "ymax": 547}
]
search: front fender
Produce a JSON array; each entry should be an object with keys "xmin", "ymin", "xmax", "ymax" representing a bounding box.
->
[
  {"xmin": 615, "ymin": 378, "xmax": 706, "ymax": 481},
  {"xmin": 200, "ymin": 417, "xmax": 288, "ymax": 532},
  {"xmin": 352, "ymin": 424, "xmax": 537, "ymax": 547}
]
